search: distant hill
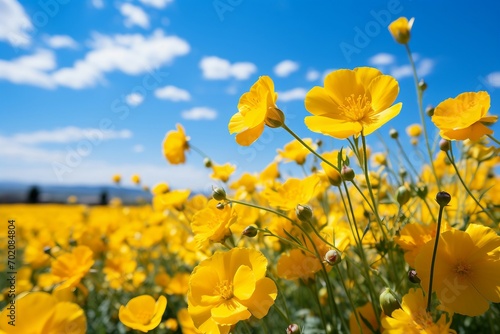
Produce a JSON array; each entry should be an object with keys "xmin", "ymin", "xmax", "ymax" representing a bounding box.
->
[{"xmin": 0, "ymin": 181, "xmax": 151, "ymax": 205}]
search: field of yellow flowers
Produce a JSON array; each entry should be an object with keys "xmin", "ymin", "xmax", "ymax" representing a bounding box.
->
[{"xmin": 1, "ymin": 17, "xmax": 499, "ymax": 334}]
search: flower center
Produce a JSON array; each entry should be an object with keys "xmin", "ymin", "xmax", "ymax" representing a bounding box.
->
[
  {"xmin": 338, "ymin": 94, "xmax": 374, "ymax": 122},
  {"xmin": 454, "ymin": 261, "xmax": 471, "ymax": 277},
  {"xmin": 216, "ymin": 280, "xmax": 234, "ymax": 300},
  {"xmin": 413, "ymin": 310, "xmax": 435, "ymax": 330},
  {"xmin": 135, "ymin": 310, "xmax": 153, "ymax": 325}
]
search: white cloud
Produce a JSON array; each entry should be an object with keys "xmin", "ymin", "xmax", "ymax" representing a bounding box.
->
[
  {"xmin": 154, "ymin": 85, "xmax": 191, "ymax": 101},
  {"xmin": 0, "ymin": 0, "xmax": 32, "ymax": 47},
  {"xmin": 390, "ymin": 58, "xmax": 434, "ymax": 79},
  {"xmin": 278, "ymin": 88, "xmax": 307, "ymax": 102},
  {"xmin": 45, "ymin": 35, "xmax": 78, "ymax": 49},
  {"xmin": 138, "ymin": 0, "xmax": 173, "ymax": 8},
  {"xmin": 181, "ymin": 107, "xmax": 217, "ymax": 120},
  {"xmin": 53, "ymin": 30, "xmax": 189, "ymax": 89},
  {"xmin": 0, "ymin": 49, "xmax": 56, "ymax": 88},
  {"xmin": 274, "ymin": 60, "xmax": 299, "ymax": 77},
  {"xmin": 369, "ymin": 53, "xmax": 395, "ymax": 66},
  {"xmin": 200, "ymin": 56, "xmax": 256, "ymax": 80},
  {"xmin": 119, "ymin": 3, "xmax": 150, "ymax": 29},
  {"xmin": 91, "ymin": 0, "xmax": 104, "ymax": 9},
  {"xmin": 132, "ymin": 144, "xmax": 144, "ymax": 153},
  {"xmin": 486, "ymin": 72, "xmax": 500, "ymax": 87},
  {"xmin": 126, "ymin": 93, "xmax": 144, "ymax": 106},
  {"xmin": 306, "ymin": 69, "xmax": 320, "ymax": 81}
]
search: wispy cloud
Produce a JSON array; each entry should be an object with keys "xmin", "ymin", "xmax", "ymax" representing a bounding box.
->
[
  {"xmin": 278, "ymin": 88, "xmax": 307, "ymax": 102},
  {"xmin": 45, "ymin": 35, "xmax": 78, "ymax": 49},
  {"xmin": 0, "ymin": 49, "xmax": 56, "ymax": 88},
  {"xmin": 306, "ymin": 69, "xmax": 320, "ymax": 81},
  {"xmin": 369, "ymin": 53, "xmax": 395, "ymax": 66},
  {"xmin": 119, "ymin": 3, "xmax": 150, "ymax": 29},
  {"xmin": 181, "ymin": 107, "xmax": 217, "ymax": 120},
  {"xmin": 125, "ymin": 93, "xmax": 145, "ymax": 106},
  {"xmin": 155, "ymin": 85, "xmax": 191, "ymax": 101},
  {"xmin": 390, "ymin": 58, "xmax": 435, "ymax": 79},
  {"xmin": 138, "ymin": 0, "xmax": 174, "ymax": 9},
  {"xmin": 486, "ymin": 72, "xmax": 500, "ymax": 87},
  {"xmin": 200, "ymin": 56, "xmax": 256, "ymax": 80},
  {"xmin": 0, "ymin": 0, "xmax": 32, "ymax": 47},
  {"xmin": 274, "ymin": 60, "xmax": 299, "ymax": 77}
]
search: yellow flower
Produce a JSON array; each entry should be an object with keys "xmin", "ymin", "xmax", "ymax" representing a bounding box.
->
[
  {"xmin": 0, "ymin": 292, "xmax": 86, "ymax": 334},
  {"xmin": 305, "ymin": 67, "xmax": 402, "ymax": 139},
  {"xmin": 211, "ymin": 163, "xmax": 236, "ymax": 182},
  {"xmin": 432, "ymin": 91, "xmax": 498, "ymax": 141},
  {"xmin": 188, "ymin": 248, "xmax": 277, "ymax": 334},
  {"xmin": 228, "ymin": 76, "xmax": 284, "ymax": 146},
  {"xmin": 112, "ymin": 174, "xmax": 121, "ymax": 184},
  {"xmin": 415, "ymin": 224, "xmax": 500, "ymax": 316},
  {"xmin": 349, "ymin": 302, "xmax": 379, "ymax": 334},
  {"xmin": 163, "ymin": 124, "xmax": 190, "ymax": 164},
  {"xmin": 406, "ymin": 123, "xmax": 422, "ymax": 137},
  {"xmin": 177, "ymin": 308, "xmax": 202, "ymax": 334},
  {"xmin": 230, "ymin": 172, "xmax": 258, "ymax": 194},
  {"xmin": 277, "ymin": 138, "xmax": 316, "ymax": 165},
  {"xmin": 131, "ymin": 174, "xmax": 141, "ymax": 184},
  {"xmin": 51, "ymin": 245, "xmax": 94, "ymax": 289},
  {"xmin": 277, "ymin": 249, "xmax": 323, "ymax": 281},
  {"xmin": 263, "ymin": 174, "xmax": 319, "ymax": 211},
  {"xmin": 153, "ymin": 189, "xmax": 191, "ymax": 211},
  {"xmin": 119, "ymin": 295, "xmax": 167, "ymax": 333},
  {"xmin": 191, "ymin": 199, "xmax": 237, "ymax": 248},
  {"xmin": 151, "ymin": 182, "xmax": 170, "ymax": 195},
  {"xmin": 388, "ymin": 17, "xmax": 414, "ymax": 44},
  {"xmin": 382, "ymin": 289, "xmax": 454, "ymax": 333}
]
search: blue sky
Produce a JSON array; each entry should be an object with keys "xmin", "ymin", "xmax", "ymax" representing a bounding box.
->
[{"xmin": 1, "ymin": 0, "xmax": 499, "ymax": 191}]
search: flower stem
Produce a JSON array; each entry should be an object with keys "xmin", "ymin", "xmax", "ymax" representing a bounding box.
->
[
  {"xmin": 487, "ymin": 134, "xmax": 500, "ymax": 146},
  {"xmin": 427, "ymin": 203, "xmax": 445, "ymax": 312},
  {"xmin": 404, "ymin": 44, "xmax": 441, "ymax": 190},
  {"xmin": 446, "ymin": 148, "xmax": 497, "ymax": 223}
]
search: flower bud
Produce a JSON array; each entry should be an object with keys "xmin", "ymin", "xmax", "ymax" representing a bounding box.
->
[
  {"xmin": 296, "ymin": 204, "xmax": 313, "ymax": 222},
  {"xmin": 203, "ymin": 157, "xmax": 212, "ymax": 168},
  {"xmin": 212, "ymin": 186, "xmax": 227, "ymax": 201},
  {"xmin": 286, "ymin": 324, "xmax": 300, "ymax": 334},
  {"xmin": 415, "ymin": 183, "xmax": 428, "ymax": 199},
  {"xmin": 43, "ymin": 246, "xmax": 52, "ymax": 255},
  {"xmin": 265, "ymin": 107, "xmax": 285, "ymax": 128},
  {"xmin": 396, "ymin": 186, "xmax": 411, "ymax": 206},
  {"xmin": 388, "ymin": 17, "xmax": 414, "ymax": 44},
  {"xmin": 439, "ymin": 139, "xmax": 450, "ymax": 152},
  {"xmin": 408, "ymin": 269, "xmax": 421, "ymax": 284},
  {"xmin": 242, "ymin": 226, "xmax": 258, "ymax": 238},
  {"xmin": 379, "ymin": 288, "xmax": 402, "ymax": 317},
  {"xmin": 341, "ymin": 165, "xmax": 355, "ymax": 181},
  {"xmin": 435, "ymin": 191, "xmax": 451, "ymax": 206},
  {"xmin": 324, "ymin": 249, "xmax": 341, "ymax": 266},
  {"xmin": 399, "ymin": 168, "xmax": 407, "ymax": 179},
  {"xmin": 418, "ymin": 79, "xmax": 428, "ymax": 92},
  {"xmin": 216, "ymin": 202, "xmax": 225, "ymax": 210},
  {"xmin": 316, "ymin": 139, "xmax": 323, "ymax": 147},
  {"xmin": 425, "ymin": 105, "xmax": 434, "ymax": 117},
  {"xmin": 389, "ymin": 128, "xmax": 399, "ymax": 139}
]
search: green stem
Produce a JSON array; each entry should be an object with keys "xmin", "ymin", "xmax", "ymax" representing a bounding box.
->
[
  {"xmin": 189, "ymin": 143, "xmax": 211, "ymax": 159},
  {"xmin": 394, "ymin": 137, "xmax": 421, "ymax": 183},
  {"xmin": 336, "ymin": 266, "xmax": 363, "ymax": 333},
  {"xmin": 446, "ymin": 148, "xmax": 497, "ymax": 224},
  {"xmin": 487, "ymin": 134, "xmax": 500, "ymax": 146},
  {"xmin": 404, "ymin": 43, "xmax": 441, "ymax": 190},
  {"xmin": 427, "ymin": 203, "xmax": 445, "ymax": 312},
  {"xmin": 228, "ymin": 199, "xmax": 293, "ymax": 222}
]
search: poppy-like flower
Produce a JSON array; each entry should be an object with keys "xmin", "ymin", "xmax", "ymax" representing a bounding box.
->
[
  {"xmin": 163, "ymin": 124, "xmax": 190, "ymax": 164},
  {"xmin": 153, "ymin": 189, "xmax": 191, "ymax": 211},
  {"xmin": 432, "ymin": 91, "xmax": 498, "ymax": 141},
  {"xmin": 51, "ymin": 245, "xmax": 94, "ymax": 289},
  {"xmin": 190, "ymin": 199, "xmax": 237, "ymax": 248},
  {"xmin": 277, "ymin": 138, "xmax": 317, "ymax": 165},
  {"xmin": 228, "ymin": 76, "xmax": 284, "ymax": 146},
  {"xmin": 406, "ymin": 123, "xmax": 422, "ymax": 137},
  {"xmin": 263, "ymin": 174, "xmax": 319, "ymax": 211},
  {"xmin": 415, "ymin": 224, "xmax": 500, "ymax": 316},
  {"xmin": 381, "ymin": 288, "xmax": 454, "ymax": 333},
  {"xmin": 177, "ymin": 308, "xmax": 202, "ymax": 334},
  {"xmin": 388, "ymin": 17, "xmax": 414, "ymax": 44},
  {"xmin": 0, "ymin": 292, "xmax": 86, "ymax": 333},
  {"xmin": 131, "ymin": 174, "xmax": 141, "ymax": 185},
  {"xmin": 119, "ymin": 295, "xmax": 167, "ymax": 333},
  {"xmin": 304, "ymin": 67, "xmax": 402, "ymax": 139},
  {"xmin": 188, "ymin": 248, "xmax": 277, "ymax": 334},
  {"xmin": 211, "ymin": 163, "xmax": 236, "ymax": 182}
]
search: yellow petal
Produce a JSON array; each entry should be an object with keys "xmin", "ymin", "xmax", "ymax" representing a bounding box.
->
[
  {"xmin": 362, "ymin": 102, "xmax": 402, "ymax": 136},
  {"xmin": 305, "ymin": 116, "xmax": 362, "ymax": 138},
  {"xmin": 233, "ymin": 265, "xmax": 256, "ymax": 300},
  {"xmin": 324, "ymin": 69, "xmax": 364, "ymax": 105},
  {"xmin": 211, "ymin": 300, "xmax": 251, "ymax": 325},
  {"xmin": 228, "ymin": 112, "xmax": 247, "ymax": 134},
  {"xmin": 305, "ymin": 86, "xmax": 341, "ymax": 117},
  {"xmin": 367, "ymin": 74, "xmax": 399, "ymax": 112},
  {"xmin": 235, "ymin": 123, "xmax": 265, "ymax": 146},
  {"xmin": 241, "ymin": 278, "xmax": 278, "ymax": 319},
  {"xmin": 354, "ymin": 67, "xmax": 383, "ymax": 88}
]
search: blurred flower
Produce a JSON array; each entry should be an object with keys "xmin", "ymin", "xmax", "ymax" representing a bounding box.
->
[
  {"xmin": 211, "ymin": 163, "xmax": 236, "ymax": 182},
  {"xmin": 305, "ymin": 67, "xmax": 402, "ymax": 138},
  {"xmin": 263, "ymin": 174, "xmax": 319, "ymax": 211},
  {"xmin": 0, "ymin": 292, "xmax": 86, "ymax": 333},
  {"xmin": 163, "ymin": 124, "xmax": 190, "ymax": 164},
  {"xmin": 131, "ymin": 174, "xmax": 141, "ymax": 185},
  {"xmin": 151, "ymin": 182, "xmax": 170, "ymax": 195},
  {"xmin": 153, "ymin": 189, "xmax": 191, "ymax": 211},
  {"xmin": 51, "ymin": 246, "xmax": 94, "ymax": 289},
  {"xmin": 112, "ymin": 174, "xmax": 121, "ymax": 184},
  {"xmin": 277, "ymin": 249, "xmax": 322, "ymax": 281},
  {"xmin": 406, "ymin": 123, "xmax": 422, "ymax": 137},
  {"xmin": 415, "ymin": 224, "xmax": 500, "ymax": 316},
  {"xmin": 188, "ymin": 248, "xmax": 277, "ymax": 334},
  {"xmin": 230, "ymin": 172, "xmax": 258, "ymax": 194},
  {"xmin": 381, "ymin": 288, "xmax": 454, "ymax": 333},
  {"xmin": 349, "ymin": 302, "xmax": 379, "ymax": 334},
  {"xmin": 119, "ymin": 295, "xmax": 167, "ymax": 333},
  {"xmin": 388, "ymin": 17, "xmax": 414, "ymax": 44},
  {"xmin": 229, "ymin": 76, "xmax": 283, "ymax": 146},
  {"xmin": 277, "ymin": 138, "xmax": 316, "ymax": 165},
  {"xmin": 432, "ymin": 91, "xmax": 498, "ymax": 141},
  {"xmin": 177, "ymin": 308, "xmax": 201, "ymax": 334},
  {"xmin": 191, "ymin": 199, "xmax": 237, "ymax": 248},
  {"xmin": 67, "ymin": 195, "xmax": 78, "ymax": 204}
]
